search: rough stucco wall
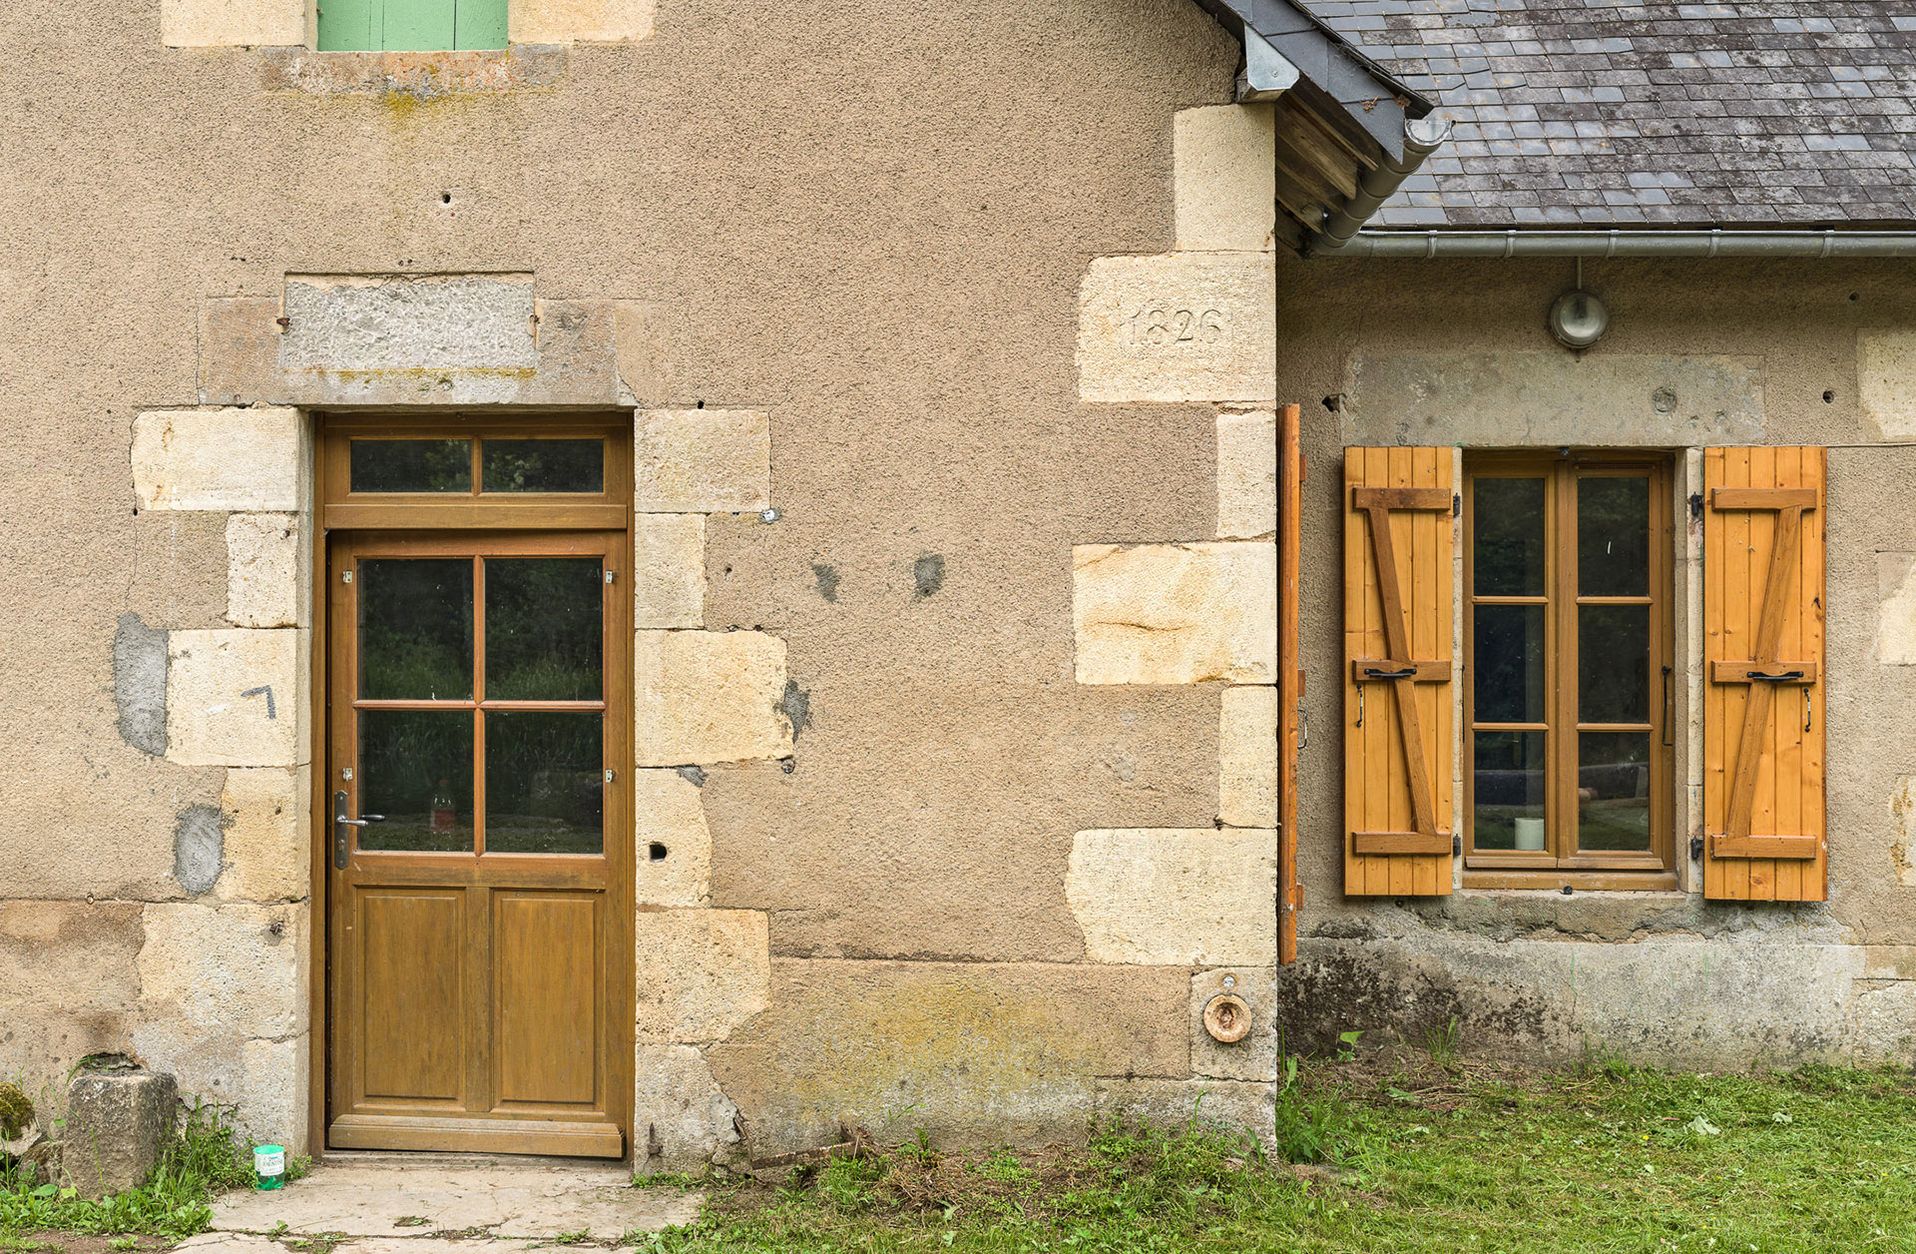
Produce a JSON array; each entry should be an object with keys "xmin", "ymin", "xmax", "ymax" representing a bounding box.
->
[
  {"xmin": 1275, "ymin": 254, "xmax": 1916, "ymax": 1063},
  {"xmin": 0, "ymin": 0, "xmax": 1244, "ymax": 1153}
]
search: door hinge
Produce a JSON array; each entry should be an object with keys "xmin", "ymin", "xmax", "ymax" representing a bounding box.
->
[
  {"xmin": 341, "ymin": 569, "xmax": 353, "ymax": 584},
  {"xmin": 603, "ymin": 768, "xmax": 616, "ymax": 783},
  {"xmin": 604, "ymin": 569, "xmax": 616, "ymax": 585}
]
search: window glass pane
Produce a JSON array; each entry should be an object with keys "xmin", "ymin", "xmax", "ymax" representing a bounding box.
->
[
  {"xmin": 1474, "ymin": 731, "xmax": 1547, "ymax": 852},
  {"xmin": 1578, "ymin": 476, "xmax": 1650, "ymax": 596},
  {"xmin": 1578, "ymin": 605, "xmax": 1650, "ymax": 723},
  {"xmin": 359, "ymin": 710, "xmax": 474, "ymax": 852},
  {"xmin": 484, "ymin": 558, "xmax": 602, "ymax": 701},
  {"xmin": 350, "ymin": 440, "xmax": 472, "ymax": 493},
  {"xmin": 485, "ymin": 712, "xmax": 603, "ymax": 854},
  {"xmin": 482, "ymin": 440, "xmax": 605, "ymax": 494},
  {"xmin": 1472, "ymin": 477, "xmax": 1547, "ymax": 596},
  {"xmin": 1474, "ymin": 604, "xmax": 1546, "ymax": 724},
  {"xmin": 1578, "ymin": 732, "xmax": 1652, "ymax": 852},
  {"xmin": 358, "ymin": 559, "xmax": 473, "ymax": 700}
]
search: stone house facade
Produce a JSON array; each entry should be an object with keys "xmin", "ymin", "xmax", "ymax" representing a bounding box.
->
[{"xmin": 2, "ymin": 0, "xmax": 1913, "ymax": 1169}]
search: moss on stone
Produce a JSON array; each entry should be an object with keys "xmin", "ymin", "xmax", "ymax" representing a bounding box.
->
[{"xmin": 0, "ymin": 1082, "xmax": 33, "ymax": 1140}]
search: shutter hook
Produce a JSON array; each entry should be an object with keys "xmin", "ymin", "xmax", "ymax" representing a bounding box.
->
[
  {"xmin": 1356, "ymin": 685, "xmax": 1365, "ymax": 729},
  {"xmin": 1804, "ymin": 687, "xmax": 1813, "ymax": 734}
]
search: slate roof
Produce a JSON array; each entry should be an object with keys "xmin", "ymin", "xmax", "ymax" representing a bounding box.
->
[{"xmin": 1295, "ymin": 1, "xmax": 1916, "ymax": 229}]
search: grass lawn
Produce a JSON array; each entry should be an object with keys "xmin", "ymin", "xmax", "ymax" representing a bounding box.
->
[
  {"xmin": 638, "ymin": 1053, "xmax": 1916, "ymax": 1253},
  {"xmin": 5, "ymin": 1056, "xmax": 1915, "ymax": 1253}
]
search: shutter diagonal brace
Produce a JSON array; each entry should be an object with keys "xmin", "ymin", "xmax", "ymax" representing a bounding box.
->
[
  {"xmin": 1350, "ymin": 485, "xmax": 1452, "ymax": 857},
  {"xmin": 1709, "ymin": 486, "xmax": 1818, "ymax": 861}
]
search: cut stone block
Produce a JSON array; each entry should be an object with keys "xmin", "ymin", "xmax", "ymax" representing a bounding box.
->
[
  {"xmin": 1878, "ymin": 553, "xmax": 1916, "ymax": 665},
  {"xmin": 167, "ymin": 630, "xmax": 304, "ymax": 767},
  {"xmin": 634, "ymin": 514, "xmax": 705, "ymax": 629},
  {"xmin": 137, "ymin": 903, "xmax": 307, "ymax": 1040},
  {"xmin": 132, "ymin": 409, "xmax": 304, "ymax": 512},
  {"xmin": 512, "ymin": 0, "xmax": 656, "ymax": 43},
  {"xmin": 62, "ymin": 1062, "xmax": 178, "ymax": 1200},
  {"xmin": 227, "ymin": 513, "xmax": 305, "ymax": 629},
  {"xmin": 1191, "ymin": 968, "xmax": 1278, "ymax": 1082},
  {"xmin": 636, "ymin": 770, "xmax": 711, "ymax": 906},
  {"xmin": 1219, "ymin": 686, "xmax": 1278, "ymax": 828},
  {"xmin": 1074, "ymin": 542, "xmax": 1277, "ymax": 685},
  {"xmin": 219, "ymin": 767, "xmax": 310, "ymax": 903},
  {"xmin": 634, "ymin": 630, "xmax": 791, "ymax": 765},
  {"xmin": 633, "ymin": 910, "xmax": 770, "ymax": 1043},
  {"xmin": 1861, "ymin": 329, "xmax": 1916, "ymax": 440},
  {"xmin": 634, "ymin": 1044, "xmax": 743, "ymax": 1173},
  {"xmin": 635, "ymin": 410, "xmax": 772, "ymax": 514},
  {"xmin": 1077, "ymin": 254, "xmax": 1277, "ymax": 403},
  {"xmin": 279, "ymin": 275, "xmax": 537, "ymax": 372},
  {"xmin": 1067, "ymin": 829, "xmax": 1276, "ymax": 966},
  {"xmin": 1216, "ymin": 409, "xmax": 1277, "ymax": 539},
  {"xmin": 161, "ymin": 0, "xmax": 305, "ymax": 47},
  {"xmin": 1173, "ymin": 105, "xmax": 1277, "ymax": 252},
  {"xmin": 1095, "ymin": 1077, "xmax": 1275, "ymax": 1146}
]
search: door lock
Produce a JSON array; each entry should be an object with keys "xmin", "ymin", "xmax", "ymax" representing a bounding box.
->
[{"xmin": 332, "ymin": 790, "xmax": 386, "ymax": 870}]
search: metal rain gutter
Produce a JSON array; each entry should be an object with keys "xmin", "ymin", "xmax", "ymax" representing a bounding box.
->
[
  {"xmin": 1309, "ymin": 228, "xmax": 1916, "ymax": 259},
  {"xmin": 1308, "ymin": 116, "xmax": 1453, "ymax": 250}
]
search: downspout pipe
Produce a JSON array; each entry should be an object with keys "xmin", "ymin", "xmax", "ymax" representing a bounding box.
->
[
  {"xmin": 1310, "ymin": 116, "xmax": 1452, "ymax": 250},
  {"xmin": 1309, "ymin": 227, "xmax": 1916, "ymax": 259}
]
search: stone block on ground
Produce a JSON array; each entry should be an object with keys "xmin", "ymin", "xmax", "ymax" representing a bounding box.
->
[{"xmin": 62, "ymin": 1060, "xmax": 178, "ymax": 1200}]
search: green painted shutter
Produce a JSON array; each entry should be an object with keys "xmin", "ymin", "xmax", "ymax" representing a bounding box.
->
[
  {"xmin": 317, "ymin": 0, "xmax": 506, "ymax": 50},
  {"xmin": 317, "ymin": 0, "xmax": 377, "ymax": 50},
  {"xmin": 455, "ymin": 0, "xmax": 510, "ymax": 50}
]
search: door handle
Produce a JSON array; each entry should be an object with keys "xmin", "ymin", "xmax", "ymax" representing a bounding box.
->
[{"xmin": 332, "ymin": 791, "xmax": 385, "ymax": 870}]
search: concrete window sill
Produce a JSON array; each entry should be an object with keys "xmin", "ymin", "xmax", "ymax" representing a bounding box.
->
[{"xmin": 259, "ymin": 45, "xmax": 567, "ymax": 97}]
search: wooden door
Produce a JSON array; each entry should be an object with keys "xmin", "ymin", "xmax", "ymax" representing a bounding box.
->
[{"xmin": 326, "ymin": 530, "xmax": 630, "ymax": 1157}]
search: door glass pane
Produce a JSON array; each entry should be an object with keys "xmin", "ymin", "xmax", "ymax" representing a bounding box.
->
[
  {"xmin": 1578, "ymin": 476, "xmax": 1650, "ymax": 596},
  {"xmin": 486, "ymin": 712, "xmax": 604, "ymax": 854},
  {"xmin": 359, "ymin": 710, "xmax": 474, "ymax": 852},
  {"xmin": 485, "ymin": 558, "xmax": 602, "ymax": 701},
  {"xmin": 1473, "ymin": 478, "xmax": 1547, "ymax": 596},
  {"xmin": 358, "ymin": 559, "xmax": 474, "ymax": 700},
  {"xmin": 1579, "ymin": 605, "xmax": 1649, "ymax": 723},
  {"xmin": 482, "ymin": 440, "xmax": 605, "ymax": 494},
  {"xmin": 350, "ymin": 440, "xmax": 472, "ymax": 493},
  {"xmin": 1474, "ymin": 604, "xmax": 1546, "ymax": 724},
  {"xmin": 1578, "ymin": 732, "xmax": 1652, "ymax": 852},
  {"xmin": 1474, "ymin": 731, "xmax": 1546, "ymax": 851}
]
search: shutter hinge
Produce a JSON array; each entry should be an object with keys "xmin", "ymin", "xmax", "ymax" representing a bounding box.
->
[
  {"xmin": 1452, "ymin": 834, "xmax": 1462, "ymax": 855},
  {"xmin": 1690, "ymin": 835, "xmax": 1704, "ymax": 862},
  {"xmin": 1688, "ymin": 492, "xmax": 1704, "ymax": 522},
  {"xmin": 1452, "ymin": 492, "xmax": 1461, "ymax": 517}
]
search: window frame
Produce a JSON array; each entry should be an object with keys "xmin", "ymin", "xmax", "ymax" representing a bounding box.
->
[
  {"xmin": 319, "ymin": 414, "xmax": 632, "ymax": 532},
  {"xmin": 1462, "ymin": 451, "xmax": 1677, "ymax": 889}
]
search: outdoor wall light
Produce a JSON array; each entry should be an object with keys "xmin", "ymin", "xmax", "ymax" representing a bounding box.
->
[{"xmin": 1548, "ymin": 288, "xmax": 1610, "ymax": 349}]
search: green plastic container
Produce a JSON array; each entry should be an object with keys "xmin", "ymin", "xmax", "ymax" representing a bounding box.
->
[{"xmin": 254, "ymin": 1144, "xmax": 286, "ymax": 1190}]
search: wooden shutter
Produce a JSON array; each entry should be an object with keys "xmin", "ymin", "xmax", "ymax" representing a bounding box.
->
[
  {"xmin": 1344, "ymin": 448, "xmax": 1454, "ymax": 896},
  {"xmin": 318, "ymin": 0, "xmax": 507, "ymax": 50},
  {"xmin": 1703, "ymin": 447, "xmax": 1827, "ymax": 901},
  {"xmin": 1278, "ymin": 405, "xmax": 1302, "ymax": 962}
]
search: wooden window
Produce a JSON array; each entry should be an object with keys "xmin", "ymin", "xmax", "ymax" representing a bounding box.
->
[
  {"xmin": 317, "ymin": 0, "xmax": 508, "ymax": 51},
  {"xmin": 320, "ymin": 416, "xmax": 631, "ymax": 531},
  {"xmin": 1463, "ymin": 453, "xmax": 1675, "ymax": 888}
]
